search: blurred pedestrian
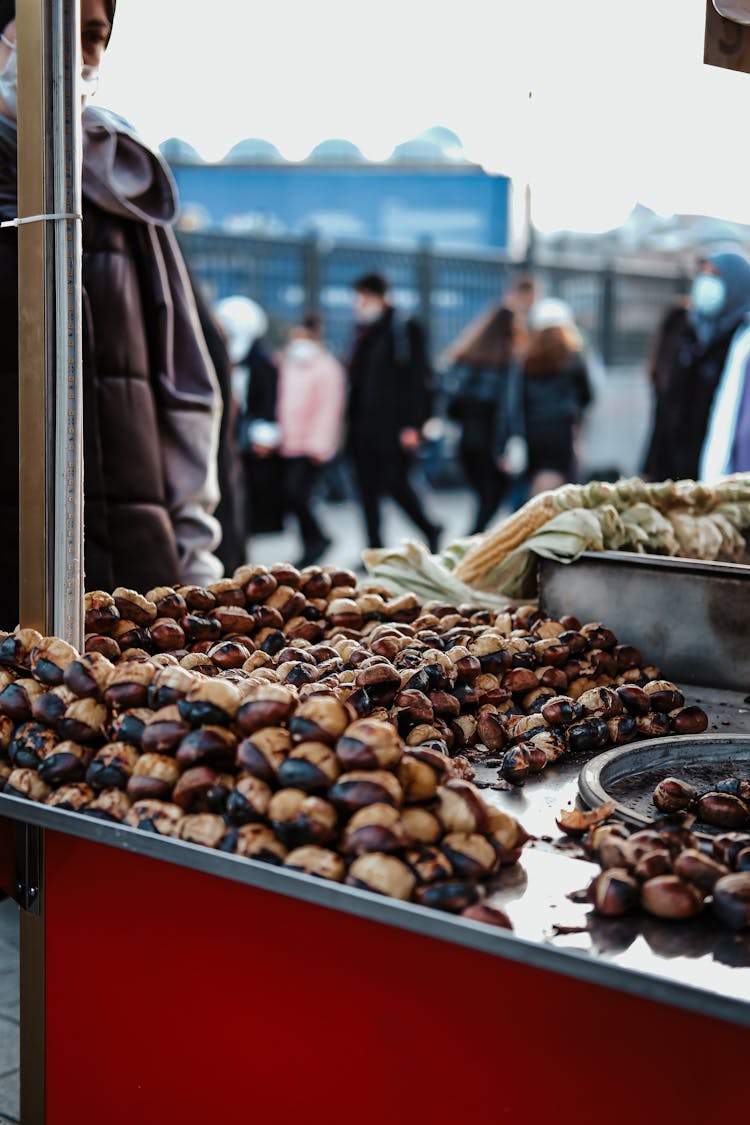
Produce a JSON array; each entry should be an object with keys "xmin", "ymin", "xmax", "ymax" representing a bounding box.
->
[
  {"xmin": 642, "ymin": 299, "xmax": 691, "ymax": 481},
  {"xmin": 644, "ymin": 252, "xmax": 750, "ymax": 482},
  {"xmin": 216, "ymin": 296, "xmax": 282, "ymax": 542},
  {"xmin": 346, "ymin": 273, "xmax": 441, "ymax": 551},
  {"xmin": 523, "ymin": 299, "xmax": 593, "ymax": 495},
  {"xmin": 277, "ymin": 314, "xmax": 346, "ymax": 567},
  {"xmin": 0, "ymin": 0, "xmax": 223, "ymax": 627},
  {"xmin": 699, "ymin": 261, "xmax": 750, "ymax": 480},
  {"xmin": 445, "ymin": 304, "xmax": 526, "ymax": 533}
]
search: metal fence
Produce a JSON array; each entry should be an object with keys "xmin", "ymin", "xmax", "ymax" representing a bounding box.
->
[{"xmin": 180, "ymin": 230, "xmax": 687, "ymax": 369}]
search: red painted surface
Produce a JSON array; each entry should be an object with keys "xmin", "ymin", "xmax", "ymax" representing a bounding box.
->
[
  {"xmin": 43, "ymin": 830, "xmax": 749, "ymax": 1125},
  {"xmin": 0, "ymin": 816, "xmax": 13, "ymax": 897}
]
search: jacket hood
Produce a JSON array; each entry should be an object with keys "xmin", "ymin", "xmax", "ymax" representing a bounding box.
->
[
  {"xmin": 82, "ymin": 107, "xmax": 178, "ymax": 226},
  {"xmin": 0, "ymin": 109, "xmax": 178, "ymax": 226}
]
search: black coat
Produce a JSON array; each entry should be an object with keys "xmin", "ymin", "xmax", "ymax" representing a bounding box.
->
[
  {"xmin": 347, "ymin": 309, "xmax": 432, "ymax": 451},
  {"xmin": 644, "ymin": 316, "xmax": 732, "ymax": 482},
  {"xmin": 0, "ymin": 111, "xmax": 222, "ymax": 628},
  {"xmin": 447, "ymin": 362, "xmax": 524, "ymax": 458},
  {"xmin": 243, "ymin": 342, "xmax": 283, "ymax": 536}
]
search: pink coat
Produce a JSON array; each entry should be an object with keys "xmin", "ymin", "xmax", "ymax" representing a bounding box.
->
[{"xmin": 277, "ymin": 342, "xmax": 346, "ymax": 462}]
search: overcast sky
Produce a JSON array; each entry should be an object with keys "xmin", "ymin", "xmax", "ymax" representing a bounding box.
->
[{"xmin": 97, "ymin": 0, "xmax": 750, "ymax": 232}]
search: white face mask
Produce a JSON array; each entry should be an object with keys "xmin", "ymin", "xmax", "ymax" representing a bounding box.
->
[
  {"xmin": 0, "ymin": 34, "xmax": 17, "ymax": 116},
  {"xmin": 692, "ymin": 274, "xmax": 726, "ymax": 318},
  {"xmin": 287, "ymin": 339, "xmax": 317, "ymax": 362},
  {"xmin": 355, "ymin": 304, "xmax": 383, "ymax": 325},
  {"xmin": 0, "ymin": 35, "xmax": 101, "ymax": 116}
]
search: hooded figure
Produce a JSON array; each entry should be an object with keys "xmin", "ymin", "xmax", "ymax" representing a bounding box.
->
[
  {"xmin": 0, "ymin": 2, "xmax": 223, "ymax": 626},
  {"xmin": 643, "ymin": 251, "xmax": 750, "ymax": 482}
]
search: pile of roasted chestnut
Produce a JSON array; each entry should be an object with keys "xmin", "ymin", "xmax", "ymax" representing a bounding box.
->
[
  {"xmin": 654, "ymin": 776, "xmax": 750, "ymax": 829},
  {"xmin": 585, "ymin": 819, "xmax": 750, "ymax": 929},
  {"xmin": 0, "ymin": 563, "xmax": 707, "ymax": 919}
]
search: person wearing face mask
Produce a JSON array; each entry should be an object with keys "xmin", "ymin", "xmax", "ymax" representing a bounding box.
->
[
  {"xmin": 642, "ymin": 252, "xmax": 750, "ymax": 482},
  {"xmin": 346, "ymin": 272, "xmax": 441, "ymax": 552},
  {"xmin": 276, "ymin": 314, "xmax": 346, "ymax": 567},
  {"xmin": 0, "ymin": 0, "xmax": 223, "ymax": 626}
]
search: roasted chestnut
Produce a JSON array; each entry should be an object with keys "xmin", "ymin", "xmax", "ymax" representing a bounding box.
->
[
  {"xmin": 38, "ymin": 740, "xmax": 91, "ymax": 786},
  {"xmin": 696, "ymin": 792, "xmax": 749, "ymax": 829},
  {"xmin": 173, "ymin": 766, "xmax": 234, "ymax": 813},
  {"xmin": 236, "ymin": 684, "xmax": 296, "ymax": 735},
  {"xmin": 268, "ymin": 788, "xmax": 338, "ymax": 847},
  {"xmin": 103, "ymin": 661, "xmax": 155, "ymax": 710},
  {"xmin": 329, "ymin": 769, "xmax": 403, "ymax": 815},
  {"xmin": 641, "ymin": 875, "xmax": 703, "ymax": 920},
  {"xmin": 435, "ymin": 780, "xmax": 488, "ymax": 835},
  {"xmin": 224, "ymin": 774, "xmax": 273, "ymax": 826},
  {"xmin": 401, "ymin": 806, "xmax": 443, "ymax": 846},
  {"xmin": 343, "ymin": 802, "xmax": 409, "ymax": 855},
  {"xmin": 336, "ymin": 718, "xmax": 404, "ymax": 771},
  {"xmin": 30, "ymin": 684, "xmax": 75, "ymax": 729},
  {"xmin": 288, "ymin": 697, "xmax": 351, "ymax": 745},
  {"xmin": 346, "ymin": 853, "xmax": 416, "ymax": 901},
  {"xmin": 284, "ymin": 846, "xmax": 345, "ymax": 881},
  {"xmin": 220, "ymin": 823, "xmax": 287, "ymax": 863},
  {"xmin": 652, "ymin": 777, "xmax": 698, "ymax": 815},
  {"xmin": 86, "ymin": 742, "xmax": 139, "ymax": 790},
  {"xmin": 175, "ymin": 813, "xmax": 226, "ymax": 848},
  {"xmin": 668, "ymin": 706, "xmax": 708, "ymax": 736},
  {"xmin": 145, "ymin": 586, "xmax": 188, "ymax": 620},
  {"xmin": 461, "ymin": 903, "xmax": 512, "ymax": 929},
  {"xmin": 643, "ymin": 680, "xmax": 684, "ymax": 713},
  {"xmin": 499, "ymin": 745, "xmax": 530, "ymax": 786},
  {"xmin": 64, "ymin": 652, "xmax": 115, "ymax": 699},
  {"xmin": 441, "ymin": 832, "xmax": 497, "ymax": 879},
  {"xmin": 540, "ymin": 695, "xmax": 580, "ymax": 727},
  {"xmin": 0, "ymin": 677, "xmax": 45, "ymax": 722},
  {"xmin": 413, "ymin": 881, "xmax": 481, "ymax": 913},
  {"xmin": 9, "ymin": 722, "xmax": 59, "ymax": 770},
  {"xmin": 127, "ymin": 753, "xmax": 180, "ymax": 801},
  {"xmin": 276, "ymin": 741, "xmax": 340, "ymax": 793},
  {"xmin": 674, "ymin": 849, "xmax": 729, "ymax": 892},
  {"xmin": 84, "ymin": 787, "xmax": 131, "ymax": 822},
  {"xmin": 107, "ymin": 707, "xmax": 151, "ymax": 749},
  {"xmin": 124, "ymin": 799, "xmax": 183, "ymax": 835},
  {"xmin": 113, "ymin": 587, "xmax": 157, "ymax": 628},
  {"xmin": 45, "ymin": 782, "xmax": 95, "ymax": 812},
  {"xmin": 177, "ymin": 679, "xmax": 240, "ymax": 727},
  {"xmin": 590, "ymin": 868, "xmax": 639, "ymax": 916},
  {"xmin": 405, "ymin": 845, "xmax": 453, "ymax": 884},
  {"xmin": 140, "ymin": 706, "xmax": 191, "ymax": 754},
  {"xmin": 615, "ymin": 684, "xmax": 650, "ymax": 716},
  {"xmin": 84, "ymin": 593, "xmax": 119, "ymax": 635},
  {"xmin": 59, "ymin": 699, "xmax": 107, "ymax": 744},
  {"xmin": 29, "ymin": 636, "xmax": 78, "ymax": 687},
  {"xmin": 4, "ymin": 767, "xmax": 51, "ymax": 803},
  {"xmin": 148, "ymin": 617, "xmax": 186, "ymax": 652},
  {"xmin": 176, "ymin": 725, "xmax": 237, "ymax": 770},
  {"xmin": 712, "ymin": 872, "xmax": 750, "ymax": 930}
]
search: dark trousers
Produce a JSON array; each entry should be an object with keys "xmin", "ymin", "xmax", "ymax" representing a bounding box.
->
[
  {"xmin": 460, "ymin": 444, "xmax": 509, "ymax": 534},
  {"xmin": 282, "ymin": 456, "xmax": 325, "ymax": 548},
  {"xmin": 350, "ymin": 442, "xmax": 436, "ymax": 549}
]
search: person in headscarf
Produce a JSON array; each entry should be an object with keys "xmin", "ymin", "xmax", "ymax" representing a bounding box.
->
[
  {"xmin": 0, "ymin": 0, "xmax": 223, "ymax": 627},
  {"xmin": 643, "ymin": 251, "xmax": 750, "ymax": 482}
]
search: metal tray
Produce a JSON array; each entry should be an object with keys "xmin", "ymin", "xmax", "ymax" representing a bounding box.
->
[
  {"xmin": 538, "ymin": 551, "xmax": 750, "ymax": 692},
  {"xmin": 578, "ymin": 734, "xmax": 750, "ymax": 834}
]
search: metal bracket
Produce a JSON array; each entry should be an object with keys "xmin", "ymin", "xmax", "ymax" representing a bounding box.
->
[{"xmin": 14, "ymin": 822, "xmax": 43, "ymax": 915}]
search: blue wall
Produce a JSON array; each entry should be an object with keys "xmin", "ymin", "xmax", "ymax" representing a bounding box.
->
[{"xmin": 170, "ymin": 163, "xmax": 510, "ymax": 250}]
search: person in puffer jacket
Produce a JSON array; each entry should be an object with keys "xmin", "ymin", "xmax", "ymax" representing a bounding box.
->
[
  {"xmin": 277, "ymin": 314, "xmax": 346, "ymax": 568},
  {"xmin": 0, "ymin": 0, "xmax": 223, "ymax": 628}
]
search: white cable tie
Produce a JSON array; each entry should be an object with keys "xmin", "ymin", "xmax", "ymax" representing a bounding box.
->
[{"xmin": 0, "ymin": 211, "xmax": 82, "ymax": 228}]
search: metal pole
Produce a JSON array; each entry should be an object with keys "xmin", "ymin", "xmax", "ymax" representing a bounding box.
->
[
  {"xmin": 16, "ymin": 3, "xmax": 83, "ymax": 1121},
  {"xmin": 17, "ymin": 0, "xmax": 83, "ymax": 645}
]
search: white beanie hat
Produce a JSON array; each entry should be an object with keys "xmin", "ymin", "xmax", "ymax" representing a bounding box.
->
[
  {"xmin": 215, "ymin": 296, "xmax": 268, "ymax": 364},
  {"xmin": 528, "ymin": 298, "xmax": 576, "ymax": 331}
]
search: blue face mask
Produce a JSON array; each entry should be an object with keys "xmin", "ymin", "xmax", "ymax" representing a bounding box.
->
[{"xmin": 692, "ymin": 274, "xmax": 726, "ymax": 318}]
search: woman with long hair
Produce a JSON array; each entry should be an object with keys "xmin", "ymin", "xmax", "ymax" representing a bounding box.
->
[
  {"xmin": 445, "ymin": 303, "xmax": 526, "ymax": 534},
  {"xmin": 522, "ymin": 299, "xmax": 593, "ymax": 495}
]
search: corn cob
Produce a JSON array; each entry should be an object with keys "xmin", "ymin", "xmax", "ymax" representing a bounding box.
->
[{"xmin": 455, "ymin": 492, "xmax": 559, "ymax": 585}]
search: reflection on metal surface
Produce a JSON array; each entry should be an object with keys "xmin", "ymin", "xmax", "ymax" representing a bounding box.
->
[
  {"xmin": 538, "ymin": 552, "xmax": 750, "ymax": 691},
  {"xmin": 578, "ymin": 734, "xmax": 750, "ymax": 834},
  {"xmin": 714, "ymin": 1, "xmax": 750, "ymax": 25}
]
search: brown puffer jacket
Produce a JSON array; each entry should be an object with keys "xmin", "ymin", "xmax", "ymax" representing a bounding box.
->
[{"xmin": 0, "ymin": 108, "xmax": 222, "ymax": 628}]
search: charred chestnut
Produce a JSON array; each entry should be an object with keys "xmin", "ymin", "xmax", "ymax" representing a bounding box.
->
[
  {"xmin": 4, "ymin": 768, "xmax": 51, "ymax": 803},
  {"xmin": 127, "ymin": 753, "xmax": 180, "ymax": 801},
  {"xmin": 9, "ymin": 722, "xmax": 59, "ymax": 770},
  {"xmin": 84, "ymin": 787, "xmax": 131, "ymax": 822},
  {"xmin": 413, "ymin": 881, "xmax": 481, "ymax": 913},
  {"xmin": 441, "ymin": 832, "xmax": 497, "ymax": 879},
  {"xmin": 643, "ymin": 679, "xmax": 684, "ymax": 713},
  {"xmin": 173, "ymin": 766, "xmax": 234, "ymax": 813},
  {"xmin": 177, "ymin": 679, "xmax": 240, "ymax": 727},
  {"xmin": 236, "ymin": 684, "xmax": 296, "ymax": 735},
  {"xmin": 86, "ymin": 742, "xmax": 139, "ymax": 790},
  {"xmin": 277, "ymin": 742, "xmax": 340, "ymax": 793},
  {"xmin": 590, "ymin": 868, "xmax": 639, "ymax": 916},
  {"xmin": 288, "ymin": 697, "xmax": 351, "ymax": 745},
  {"xmin": 712, "ymin": 872, "xmax": 750, "ymax": 930},
  {"xmin": 176, "ymin": 725, "xmax": 237, "ymax": 770},
  {"xmin": 124, "ymin": 799, "xmax": 183, "ymax": 835},
  {"xmin": 220, "ymin": 823, "xmax": 287, "ymax": 864},
  {"xmin": 38, "ymin": 740, "xmax": 91, "ymax": 786},
  {"xmin": 141, "ymin": 706, "xmax": 191, "ymax": 755},
  {"xmin": 336, "ymin": 718, "xmax": 404, "ymax": 771},
  {"xmin": 284, "ymin": 846, "xmax": 345, "ymax": 881},
  {"xmin": 436, "ymin": 780, "xmax": 488, "ymax": 835},
  {"xmin": 45, "ymin": 782, "xmax": 95, "ymax": 812},
  {"xmin": 696, "ymin": 792, "xmax": 749, "ymax": 829},
  {"xmin": 343, "ymin": 803, "xmax": 409, "ymax": 855},
  {"xmin": 652, "ymin": 777, "xmax": 698, "ymax": 815},
  {"xmin": 59, "ymin": 699, "xmax": 107, "ymax": 744},
  {"xmin": 329, "ymin": 770, "xmax": 403, "ymax": 815},
  {"xmin": 346, "ymin": 853, "xmax": 416, "ymax": 901},
  {"xmin": 236, "ymin": 727, "xmax": 291, "ymax": 784},
  {"xmin": 30, "ymin": 637, "xmax": 78, "ymax": 687},
  {"xmin": 268, "ymin": 788, "xmax": 338, "ymax": 847},
  {"xmin": 103, "ymin": 661, "xmax": 156, "ymax": 710}
]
